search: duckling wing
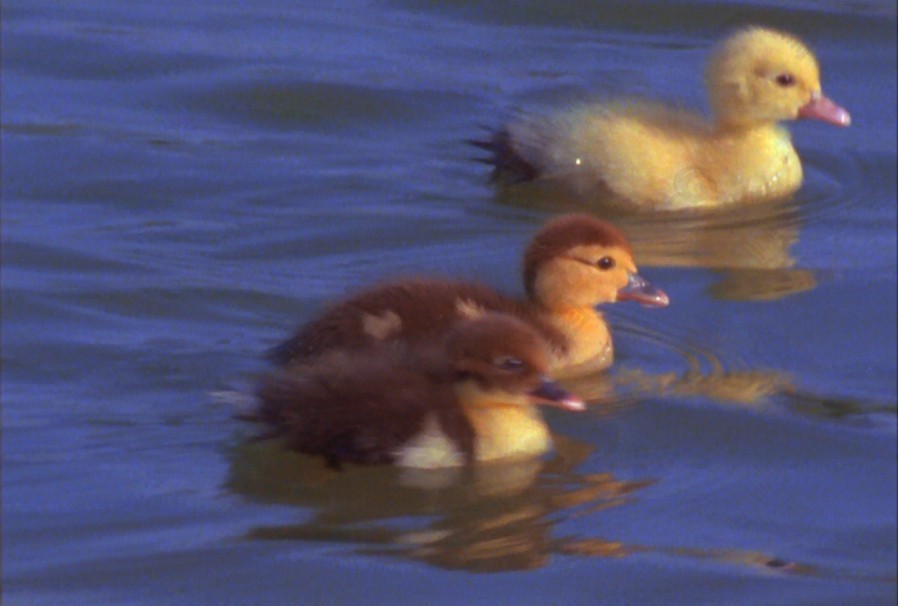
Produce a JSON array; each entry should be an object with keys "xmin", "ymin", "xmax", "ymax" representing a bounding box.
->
[
  {"xmin": 486, "ymin": 102, "xmax": 712, "ymax": 207},
  {"xmin": 267, "ymin": 301, "xmax": 392, "ymax": 366},
  {"xmin": 255, "ymin": 355, "xmax": 474, "ymax": 468},
  {"xmin": 269, "ymin": 279, "xmax": 568, "ymax": 365}
]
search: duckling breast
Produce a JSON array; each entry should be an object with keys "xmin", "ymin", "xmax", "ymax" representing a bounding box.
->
[
  {"xmin": 707, "ymin": 125, "xmax": 803, "ymax": 204},
  {"xmin": 463, "ymin": 404, "xmax": 553, "ymax": 462},
  {"xmin": 545, "ymin": 306, "xmax": 613, "ymax": 372}
]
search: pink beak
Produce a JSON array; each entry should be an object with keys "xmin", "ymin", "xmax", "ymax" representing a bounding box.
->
[
  {"xmin": 529, "ymin": 377, "xmax": 586, "ymax": 411},
  {"xmin": 798, "ymin": 92, "xmax": 851, "ymax": 127},
  {"xmin": 617, "ymin": 272, "xmax": 670, "ymax": 308}
]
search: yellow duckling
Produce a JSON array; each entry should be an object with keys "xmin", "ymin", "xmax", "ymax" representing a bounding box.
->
[{"xmin": 483, "ymin": 27, "xmax": 850, "ymax": 208}]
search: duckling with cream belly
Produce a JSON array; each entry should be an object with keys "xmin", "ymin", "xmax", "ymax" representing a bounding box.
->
[
  {"xmin": 252, "ymin": 314, "xmax": 585, "ymax": 469},
  {"xmin": 485, "ymin": 27, "xmax": 850, "ymax": 208},
  {"xmin": 270, "ymin": 214, "xmax": 668, "ymax": 379}
]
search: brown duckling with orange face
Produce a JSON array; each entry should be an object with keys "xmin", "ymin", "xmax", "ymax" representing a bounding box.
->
[
  {"xmin": 270, "ymin": 214, "xmax": 668, "ymax": 379},
  {"xmin": 251, "ymin": 313, "xmax": 585, "ymax": 469}
]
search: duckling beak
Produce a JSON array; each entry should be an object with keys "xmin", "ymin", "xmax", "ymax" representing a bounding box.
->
[
  {"xmin": 528, "ymin": 376, "xmax": 586, "ymax": 411},
  {"xmin": 617, "ymin": 272, "xmax": 670, "ymax": 307},
  {"xmin": 797, "ymin": 92, "xmax": 851, "ymax": 126}
]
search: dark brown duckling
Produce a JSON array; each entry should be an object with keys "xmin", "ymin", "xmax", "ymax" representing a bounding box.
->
[
  {"xmin": 270, "ymin": 214, "xmax": 668, "ymax": 378},
  {"xmin": 250, "ymin": 313, "xmax": 585, "ymax": 469}
]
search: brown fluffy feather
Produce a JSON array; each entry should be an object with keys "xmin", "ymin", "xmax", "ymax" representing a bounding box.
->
[
  {"xmin": 269, "ymin": 278, "xmax": 569, "ymax": 367},
  {"xmin": 251, "ymin": 314, "xmax": 567, "ymax": 469},
  {"xmin": 256, "ymin": 349, "xmax": 476, "ymax": 468}
]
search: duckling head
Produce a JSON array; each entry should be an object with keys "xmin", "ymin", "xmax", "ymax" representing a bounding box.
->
[
  {"xmin": 445, "ymin": 313, "xmax": 584, "ymax": 411},
  {"xmin": 524, "ymin": 214, "xmax": 669, "ymax": 311},
  {"xmin": 705, "ymin": 27, "xmax": 850, "ymax": 129}
]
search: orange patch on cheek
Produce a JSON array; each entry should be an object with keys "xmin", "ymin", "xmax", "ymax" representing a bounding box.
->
[{"xmin": 535, "ymin": 264, "xmax": 587, "ymax": 307}]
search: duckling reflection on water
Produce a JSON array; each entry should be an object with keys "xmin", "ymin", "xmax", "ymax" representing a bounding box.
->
[
  {"xmin": 480, "ymin": 27, "xmax": 850, "ymax": 208},
  {"xmin": 558, "ymin": 311, "xmax": 794, "ymax": 410},
  {"xmin": 229, "ymin": 434, "xmax": 807, "ymax": 575},
  {"xmin": 613, "ymin": 199, "xmax": 818, "ymax": 301},
  {"xmin": 270, "ymin": 214, "xmax": 668, "ymax": 378},
  {"xmin": 495, "ymin": 191, "xmax": 815, "ymax": 301},
  {"xmin": 227, "ymin": 431, "xmax": 654, "ymax": 572},
  {"xmin": 247, "ymin": 314, "xmax": 585, "ymax": 469}
]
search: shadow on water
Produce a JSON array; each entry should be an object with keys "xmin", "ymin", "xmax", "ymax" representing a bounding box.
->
[{"xmin": 225, "ymin": 431, "xmax": 824, "ymax": 575}]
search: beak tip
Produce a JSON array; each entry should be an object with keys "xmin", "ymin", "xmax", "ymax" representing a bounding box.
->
[
  {"xmin": 529, "ymin": 378, "xmax": 585, "ymax": 411},
  {"xmin": 798, "ymin": 94, "xmax": 851, "ymax": 127},
  {"xmin": 649, "ymin": 291, "xmax": 671, "ymax": 308},
  {"xmin": 618, "ymin": 272, "xmax": 669, "ymax": 308},
  {"xmin": 564, "ymin": 396, "xmax": 587, "ymax": 412}
]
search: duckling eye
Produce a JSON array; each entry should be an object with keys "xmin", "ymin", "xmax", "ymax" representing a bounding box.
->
[
  {"xmin": 494, "ymin": 356, "xmax": 525, "ymax": 371},
  {"xmin": 596, "ymin": 256, "xmax": 615, "ymax": 270},
  {"xmin": 775, "ymin": 73, "xmax": 796, "ymax": 87}
]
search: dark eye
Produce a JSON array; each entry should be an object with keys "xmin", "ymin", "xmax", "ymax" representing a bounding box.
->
[
  {"xmin": 596, "ymin": 256, "xmax": 615, "ymax": 270},
  {"xmin": 494, "ymin": 356, "xmax": 525, "ymax": 371},
  {"xmin": 775, "ymin": 73, "xmax": 796, "ymax": 87}
]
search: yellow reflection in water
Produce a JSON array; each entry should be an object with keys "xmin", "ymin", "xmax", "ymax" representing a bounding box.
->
[
  {"xmin": 226, "ymin": 435, "xmax": 654, "ymax": 572},
  {"xmin": 608, "ymin": 365, "xmax": 792, "ymax": 407},
  {"xmin": 558, "ymin": 335, "xmax": 792, "ymax": 410},
  {"xmin": 225, "ymin": 432, "xmax": 813, "ymax": 575},
  {"xmin": 495, "ymin": 184, "xmax": 816, "ymax": 301}
]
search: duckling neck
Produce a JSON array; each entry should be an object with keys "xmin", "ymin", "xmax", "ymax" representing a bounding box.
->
[
  {"xmin": 455, "ymin": 382, "xmax": 552, "ymax": 462},
  {"xmin": 711, "ymin": 118, "xmax": 787, "ymax": 140},
  {"xmin": 539, "ymin": 304, "xmax": 613, "ymax": 374},
  {"xmin": 705, "ymin": 120, "xmax": 803, "ymax": 203}
]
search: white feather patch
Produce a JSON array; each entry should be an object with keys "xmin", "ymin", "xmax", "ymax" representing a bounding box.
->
[
  {"xmin": 455, "ymin": 298, "xmax": 488, "ymax": 319},
  {"xmin": 394, "ymin": 414, "xmax": 465, "ymax": 469}
]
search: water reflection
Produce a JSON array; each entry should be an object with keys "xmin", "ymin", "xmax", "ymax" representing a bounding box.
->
[
  {"xmin": 564, "ymin": 313, "xmax": 793, "ymax": 411},
  {"xmin": 592, "ymin": 318, "xmax": 895, "ymax": 422},
  {"xmin": 494, "ymin": 184, "xmax": 815, "ymax": 301},
  {"xmin": 569, "ymin": 365, "xmax": 791, "ymax": 411},
  {"xmin": 780, "ymin": 389, "xmax": 898, "ymax": 424},
  {"xmin": 226, "ymin": 435, "xmax": 654, "ymax": 572},
  {"xmin": 558, "ymin": 538, "xmax": 818, "ymax": 576},
  {"xmin": 225, "ymin": 433, "xmax": 818, "ymax": 575}
]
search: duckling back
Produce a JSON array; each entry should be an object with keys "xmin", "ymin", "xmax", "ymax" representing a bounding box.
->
[{"xmin": 268, "ymin": 278, "xmax": 568, "ymax": 367}]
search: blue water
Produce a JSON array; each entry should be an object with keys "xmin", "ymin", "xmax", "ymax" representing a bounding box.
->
[{"xmin": 3, "ymin": 1, "xmax": 896, "ymax": 604}]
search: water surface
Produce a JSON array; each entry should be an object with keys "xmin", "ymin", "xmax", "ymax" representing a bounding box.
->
[{"xmin": 3, "ymin": 0, "xmax": 896, "ymax": 604}]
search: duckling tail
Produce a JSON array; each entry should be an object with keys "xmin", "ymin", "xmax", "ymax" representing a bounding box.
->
[{"xmin": 467, "ymin": 127, "xmax": 539, "ymax": 183}]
